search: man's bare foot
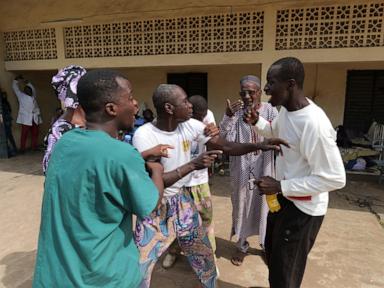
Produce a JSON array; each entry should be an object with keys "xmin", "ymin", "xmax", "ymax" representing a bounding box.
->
[
  {"xmin": 162, "ymin": 252, "xmax": 178, "ymax": 269},
  {"xmin": 231, "ymin": 250, "xmax": 248, "ymax": 266}
]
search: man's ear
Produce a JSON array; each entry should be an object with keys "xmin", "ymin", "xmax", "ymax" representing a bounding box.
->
[
  {"xmin": 287, "ymin": 79, "xmax": 296, "ymax": 89},
  {"xmin": 105, "ymin": 102, "xmax": 117, "ymax": 116},
  {"xmin": 164, "ymin": 103, "xmax": 174, "ymax": 115}
]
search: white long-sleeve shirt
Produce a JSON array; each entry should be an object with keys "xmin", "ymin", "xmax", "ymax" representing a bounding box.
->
[
  {"xmin": 12, "ymin": 80, "xmax": 42, "ymax": 126},
  {"xmin": 253, "ymin": 99, "xmax": 346, "ymax": 216}
]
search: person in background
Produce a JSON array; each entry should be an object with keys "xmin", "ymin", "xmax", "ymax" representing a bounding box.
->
[
  {"xmin": 33, "ymin": 69, "xmax": 163, "ymax": 288},
  {"xmin": 142, "ymin": 108, "xmax": 155, "ymax": 123},
  {"xmin": 42, "ymin": 65, "xmax": 87, "ymax": 173},
  {"xmin": 1, "ymin": 89, "xmax": 17, "ymax": 156},
  {"xmin": 12, "ymin": 75, "xmax": 42, "ymax": 152},
  {"xmin": 219, "ymin": 75, "xmax": 278, "ymax": 266},
  {"xmin": 203, "ymin": 107, "xmax": 215, "ymax": 126},
  {"xmin": 245, "ymin": 57, "xmax": 346, "ymax": 288},
  {"xmin": 122, "ymin": 100, "xmax": 146, "ymax": 144}
]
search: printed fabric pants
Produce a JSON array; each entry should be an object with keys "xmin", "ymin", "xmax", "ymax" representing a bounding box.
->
[
  {"xmin": 187, "ymin": 182, "xmax": 216, "ymax": 253},
  {"xmin": 134, "ymin": 188, "xmax": 217, "ymax": 288}
]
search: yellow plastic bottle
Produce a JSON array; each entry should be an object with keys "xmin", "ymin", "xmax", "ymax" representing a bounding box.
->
[{"xmin": 266, "ymin": 194, "xmax": 281, "ymax": 213}]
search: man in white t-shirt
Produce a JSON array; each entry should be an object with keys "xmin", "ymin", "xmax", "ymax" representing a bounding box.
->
[
  {"xmin": 133, "ymin": 84, "xmax": 288, "ymax": 288},
  {"xmin": 161, "ymin": 95, "xmax": 218, "ymax": 270},
  {"xmin": 244, "ymin": 57, "xmax": 346, "ymax": 288}
]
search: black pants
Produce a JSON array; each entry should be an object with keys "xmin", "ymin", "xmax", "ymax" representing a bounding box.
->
[
  {"xmin": 4, "ymin": 125, "xmax": 17, "ymax": 153},
  {"xmin": 265, "ymin": 195, "xmax": 324, "ymax": 288}
]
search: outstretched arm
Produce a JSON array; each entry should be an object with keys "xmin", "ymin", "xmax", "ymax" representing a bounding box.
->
[
  {"xmin": 206, "ymin": 135, "xmax": 288, "ymax": 156},
  {"xmin": 141, "ymin": 144, "xmax": 174, "ymax": 161},
  {"xmin": 12, "ymin": 80, "xmax": 23, "ymax": 99},
  {"xmin": 145, "ymin": 162, "xmax": 164, "ymax": 209},
  {"xmin": 163, "ymin": 150, "xmax": 222, "ymax": 187}
]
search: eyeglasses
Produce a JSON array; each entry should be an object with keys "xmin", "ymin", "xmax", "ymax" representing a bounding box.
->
[
  {"xmin": 248, "ymin": 169, "xmax": 257, "ymax": 191},
  {"xmin": 239, "ymin": 90, "xmax": 257, "ymax": 97}
]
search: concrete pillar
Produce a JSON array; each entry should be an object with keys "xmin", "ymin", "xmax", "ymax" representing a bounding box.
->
[
  {"xmin": 260, "ymin": 5, "xmax": 277, "ymax": 101},
  {"xmin": 55, "ymin": 27, "xmax": 66, "ymax": 63}
]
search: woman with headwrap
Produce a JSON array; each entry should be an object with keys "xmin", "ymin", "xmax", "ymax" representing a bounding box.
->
[{"xmin": 42, "ymin": 65, "xmax": 86, "ymax": 173}]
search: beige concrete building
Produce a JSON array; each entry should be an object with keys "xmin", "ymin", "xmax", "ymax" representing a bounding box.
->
[{"xmin": 0, "ymin": 0, "xmax": 383, "ymax": 145}]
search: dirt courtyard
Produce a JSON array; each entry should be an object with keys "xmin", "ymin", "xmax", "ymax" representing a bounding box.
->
[{"xmin": 1, "ymin": 152, "xmax": 384, "ymax": 288}]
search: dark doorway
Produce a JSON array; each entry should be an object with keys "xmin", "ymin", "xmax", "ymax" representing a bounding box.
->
[
  {"xmin": 344, "ymin": 70, "xmax": 384, "ymax": 132},
  {"xmin": 167, "ymin": 73, "xmax": 208, "ymax": 99}
]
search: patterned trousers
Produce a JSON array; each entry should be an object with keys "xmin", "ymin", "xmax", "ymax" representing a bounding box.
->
[
  {"xmin": 134, "ymin": 188, "xmax": 217, "ymax": 288},
  {"xmin": 188, "ymin": 183, "xmax": 216, "ymax": 253}
]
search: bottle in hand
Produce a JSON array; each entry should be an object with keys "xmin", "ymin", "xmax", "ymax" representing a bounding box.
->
[{"xmin": 266, "ymin": 194, "xmax": 281, "ymax": 213}]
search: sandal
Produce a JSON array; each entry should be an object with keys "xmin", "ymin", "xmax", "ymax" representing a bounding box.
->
[{"xmin": 231, "ymin": 250, "xmax": 248, "ymax": 266}]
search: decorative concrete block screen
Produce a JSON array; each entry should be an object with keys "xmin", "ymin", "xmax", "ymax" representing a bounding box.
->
[
  {"xmin": 3, "ymin": 28, "xmax": 57, "ymax": 61},
  {"xmin": 276, "ymin": 2, "xmax": 384, "ymax": 50},
  {"xmin": 63, "ymin": 11, "xmax": 264, "ymax": 58}
]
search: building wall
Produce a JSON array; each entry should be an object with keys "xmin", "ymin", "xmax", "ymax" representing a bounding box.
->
[
  {"xmin": 2, "ymin": 70, "xmax": 60, "ymax": 146},
  {"xmin": 304, "ymin": 62, "xmax": 384, "ymax": 126},
  {"xmin": 8, "ymin": 64, "xmax": 262, "ymax": 144},
  {"xmin": 3, "ymin": 61, "xmax": 384, "ymax": 147},
  {"xmin": 1, "ymin": 0, "xmax": 384, "ymax": 146},
  {"xmin": 119, "ymin": 64, "xmax": 261, "ymax": 122}
]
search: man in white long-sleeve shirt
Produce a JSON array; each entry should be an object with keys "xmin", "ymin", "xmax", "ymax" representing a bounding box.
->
[
  {"xmin": 12, "ymin": 75, "xmax": 42, "ymax": 152},
  {"xmin": 244, "ymin": 57, "xmax": 346, "ymax": 288}
]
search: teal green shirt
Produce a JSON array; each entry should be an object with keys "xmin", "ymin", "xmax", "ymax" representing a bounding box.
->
[{"xmin": 33, "ymin": 129, "xmax": 159, "ymax": 288}]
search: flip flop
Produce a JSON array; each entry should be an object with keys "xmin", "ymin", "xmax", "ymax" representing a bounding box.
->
[{"xmin": 231, "ymin": 250, "xmax": 248, "ymax": 266}]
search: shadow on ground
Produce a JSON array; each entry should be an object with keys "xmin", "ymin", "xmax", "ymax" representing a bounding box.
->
[
  {"xmin": 0, "ymin": 250, "xmax": 35, "ymax": 288},
  {"xmin": 0, "ymin": 152, "xmax": 43, "ymax": 176},
  {"xmin": 211, "ymin": 172, "xmax": 384, "ymax": 219},
  {"xmin": 329, "ymin": 174, "xmax": 384, "ymax": 220},
  {"xmin": 2, "ymin": 153, "xmax": 383, "ymax": 219},
  {"xmin": 215, "ymin": 237, "xmax": 264, "ymax": 262},
  {"xmin": 0, "ymin": 249, "xmax": 249, "ymax": 288}
]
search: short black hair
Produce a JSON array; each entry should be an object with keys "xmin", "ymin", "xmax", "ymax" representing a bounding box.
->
[
  {"xmin": 77, "ymin": 69, "xmax": 126, "ymax": 116},
  {"xmin": 24, "ymin": 86, "xmax": 33, "ymax": 96},
  {"xmin": 143, "ymin": 108, "xmax": 154, "ymax": 116},
  {"xmin": 271, "ymin": 57, "xmax": 305, "ymax": 89},
  {"xmin": 152, "ymin": 84, "xmax": 180, "ymax": 113},
  {"xmin": 189, "ymin": 95, "xmax": 207, "ymax": 115}
]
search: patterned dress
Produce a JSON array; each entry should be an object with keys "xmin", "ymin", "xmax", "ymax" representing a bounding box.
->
[
  {"xmin": 42, "ymin": 118, "xmax": 74, "ymax": 173},
  {"xmin": 219, "ymin": 103, "xmax": 278, "ymax": 248}
]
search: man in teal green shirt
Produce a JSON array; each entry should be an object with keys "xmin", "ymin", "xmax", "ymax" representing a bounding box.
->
[{"xmin": 33, "ymin": 69, "xmax": 163, "ymax": 287}]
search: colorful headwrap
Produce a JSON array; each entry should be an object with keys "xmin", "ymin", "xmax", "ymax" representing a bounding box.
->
[
  {"xmin": 240, "ymin": 75, "xmax": 261, "ymax": 87},
  {"xmin": 51, "ymin": 65, "xmax": 86, "ymax": 109}
]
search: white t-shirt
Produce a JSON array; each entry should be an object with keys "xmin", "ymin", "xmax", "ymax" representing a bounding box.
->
[
  {"xmin": 203, "ymin": 109, "xmax": 216, "ymax": 125},
  {"xmin": 132, "ymin": 119, "xmax": 211, "ymax": 197},
  {"xmin": 187, "ymin": 109, "xmax": 217, "ymax": 187},
  {"xmin": 254, "ymin": 99, "xmax": 346, "ymax": 216}
]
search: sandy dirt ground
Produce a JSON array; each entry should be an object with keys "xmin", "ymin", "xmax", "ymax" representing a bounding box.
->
[{"xmin": 1, "ymin": 152, "xmax": 384, "ymax": 288}]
